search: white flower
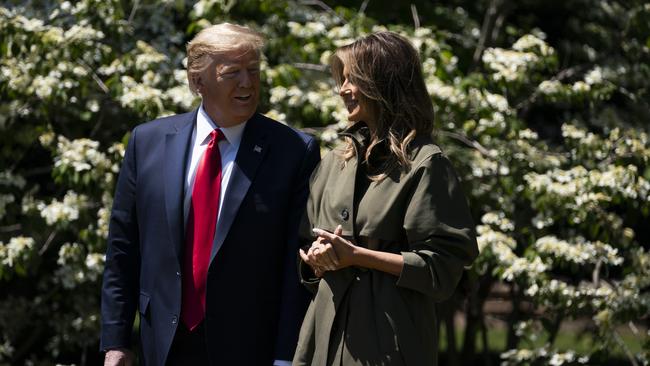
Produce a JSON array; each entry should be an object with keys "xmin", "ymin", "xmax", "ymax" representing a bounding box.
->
[
  {"xmin": 548, "ymin": 351, "xmax": 575, "ymax": 365},
  {"xmin": 85, "ymin": 253, "xmax": 105, "ymax": 281},
  {"xmin": 482, "ymin": 48, "xmax": 539, "ymax": 82},
  {"xmin": 485, "ymin": 92, "xmax": 510, "ymax": 113},
  {"xmin": 164, "ymin": 85, "xmax": 197, "ymax": 110},
  {"xmin": 0, "ymin": 236, "xmax": 35, "ymax": 267},
  {"xmin": 63, "ymin": 24, "xmax": 104, "ymax": 42},
  {"xmin": 585, "ymin": 67, "xmax": 603, "ymax": 85},
  {"xmin": 134, "ymin": 41, "xmax": 167, "ymax": 71},
  {"xmin": 513, "ymin": 34, "xmax": 553, "ymax": 56},
  {"xmin": 264, "ymin": 110, "xmax": 287, "ymax": 124},
  {"xmin": 119, "ymin": 76, "xmax": 164, "ymax": 109},
  {"xmin": 31, "ymin": 75, "xmax": 58, "ymax": 99},
  {"xmin": 269, "ymin": 86, "xmax": 288, "ymax": 104},
  {"xmin": 538, "ymin": 80, "xmax": 563, "ymax": 95},
  {"xmin": 572, "ymin": 81, "xmax": 591, "ymax": 92},
  {"xmin": 481, "ymin": 211, "xmax": 515, "ymax": 232},
  {"xmin": 38, "ymin": 191, "xmax": 88, "ymax": 226},
  {"xmin": 54, "ymin": 135, "xmax": 110, "ymax": 173}
]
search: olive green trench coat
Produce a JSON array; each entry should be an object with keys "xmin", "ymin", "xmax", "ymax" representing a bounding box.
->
[{"xmin": 293, "ymin": 123, "xmax": 478, "ymax": 366}]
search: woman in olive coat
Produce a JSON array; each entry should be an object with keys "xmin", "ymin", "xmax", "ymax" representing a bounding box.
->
[{"xmin": 292, "ymin": 32, "xmax": 479, "ymax": 366}]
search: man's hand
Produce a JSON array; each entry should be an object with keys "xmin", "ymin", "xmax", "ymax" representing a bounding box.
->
[{"xmin": 104, "ymin": 348, "xmax": 135, "ymax": 366}]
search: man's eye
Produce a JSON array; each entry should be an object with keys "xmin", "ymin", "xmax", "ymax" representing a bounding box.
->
[
  {"xmin": 248, "ymin": 68, "xmax": 260, "ymax": 74},
  {"xmin": 220, "ymin": 70, "xmax": 238, "ymax": 79}
]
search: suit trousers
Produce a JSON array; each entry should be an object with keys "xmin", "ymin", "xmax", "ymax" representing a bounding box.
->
[{"xmin": 166, "ymin": 322, "xmax": 209, "ymax": 365}]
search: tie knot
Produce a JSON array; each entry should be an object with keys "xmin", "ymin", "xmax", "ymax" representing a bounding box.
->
[{"xmin": 209, "ymin": 129, "xmax": 225, "ymax": 144}]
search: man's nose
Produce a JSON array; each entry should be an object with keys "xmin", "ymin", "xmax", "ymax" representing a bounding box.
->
[{"xmin": 238, "ymin": 70, "xmax": 254, "ymax": 87}]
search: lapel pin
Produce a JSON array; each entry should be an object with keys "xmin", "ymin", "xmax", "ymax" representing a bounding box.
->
[{"xmin": 254, "ymin": 145, "xmax": 262, "ymax": 153}]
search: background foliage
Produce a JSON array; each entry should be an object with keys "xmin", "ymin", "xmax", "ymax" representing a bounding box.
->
[{"xmin": 1, "ymin": 0, "xmax": 649, "ymax": 365}]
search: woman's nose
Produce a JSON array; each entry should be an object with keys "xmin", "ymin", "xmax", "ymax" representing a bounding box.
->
[{"xmin": 339, "ymin": 81, "xmax": 350, "ymax": 97}]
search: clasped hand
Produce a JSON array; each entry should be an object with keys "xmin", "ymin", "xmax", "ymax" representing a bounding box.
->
[{"xmin": 299, "ymin": 225, "xmax": 357, "ymax": 277}]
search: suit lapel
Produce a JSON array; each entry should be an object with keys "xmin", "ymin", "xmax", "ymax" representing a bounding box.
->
[
  {"xmin": 164, "ymin": 110, "xmax": 196, "ymax": 262},
  {"xmin": 210, "ymin": 114, "xmax": 269, "ymax": 264}
]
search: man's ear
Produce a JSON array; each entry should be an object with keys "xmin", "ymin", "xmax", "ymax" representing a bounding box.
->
[{"xmin": 193, "ymin": 74, "xmax": 204, "ymax": 94}]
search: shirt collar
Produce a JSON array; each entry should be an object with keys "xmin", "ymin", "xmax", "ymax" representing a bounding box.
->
[
  {"xmin": 197, "ymin": 103, "xmax": 247, "ymax": 148},
  {"xmin": 338, "ymin": 121, "xmax": 370, "ymax": 146}
]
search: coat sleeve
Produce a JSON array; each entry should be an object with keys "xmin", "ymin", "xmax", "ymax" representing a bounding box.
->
[
  {"xmin": 274, "ymin": 136, "xmax": 321, "ymax": 361},
  {"xmin": 396, "ymin": 153, "xmax": 478, "ymax": 301},
  {"xmin": 100, "ymin": 128, "xmax": 140, "ymax": 351},
  {"xmin": 295, "ymin": 158, "xmax": 327, "ymax": 295}
]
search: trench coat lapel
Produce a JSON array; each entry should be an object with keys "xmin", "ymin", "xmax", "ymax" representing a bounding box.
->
[
  {"xmin": 164, "ymin": 110, "xmax": 196, "ymax": 263},
  {"xmin": 209, "ymin": 113, "xmax": 268, "ymax": 264}
]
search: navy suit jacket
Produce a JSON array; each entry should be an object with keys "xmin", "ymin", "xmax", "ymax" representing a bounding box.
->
[{"xmin": 100, "ymin": 109, "xmax": 320, "ymax": 366}]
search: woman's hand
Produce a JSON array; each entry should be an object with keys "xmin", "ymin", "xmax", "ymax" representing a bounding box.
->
[
  {"xmin": 312, "ymin": 225, "xmax": 358, "ymax": 269},
  {"xmin": 299, "ymin": 226, "xmax": 347, "ymax": 277}
]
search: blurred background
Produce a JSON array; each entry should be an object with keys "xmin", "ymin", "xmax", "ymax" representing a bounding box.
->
[{"xmin": 1, "ymin": 0, "xmax": 649, "ymax": 365}]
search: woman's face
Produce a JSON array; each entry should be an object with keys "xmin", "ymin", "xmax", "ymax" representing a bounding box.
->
[{"xmin": 339, "ymin": 64, "xmax": 374, "ymax": 125}]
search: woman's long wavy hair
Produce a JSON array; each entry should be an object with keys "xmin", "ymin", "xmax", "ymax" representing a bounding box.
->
[{"xmin": 330, "ymin": 31, "xmax": 435, "ymax": 181}]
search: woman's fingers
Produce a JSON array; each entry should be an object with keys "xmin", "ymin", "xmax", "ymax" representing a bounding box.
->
[
  {"xmin": 323, "ymin": 243, "xmax": 340, "ymax": 266},
  {"xmin": 333, "ymin": 225, "xmax": 343, "ymax": 236},
  {"xmin": 299, "ymin": 248, "xmax": 309, "ymax": 262}
]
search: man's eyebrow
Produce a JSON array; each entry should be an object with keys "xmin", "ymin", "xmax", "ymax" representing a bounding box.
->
[{"xmin": 219, "ymin": 61, "xmax": 260, "ymax": 68}]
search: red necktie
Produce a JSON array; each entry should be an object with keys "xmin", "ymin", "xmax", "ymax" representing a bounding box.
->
[{"xmin": 181, "ymin": 129, "xmax": 224, "ymax": 331}]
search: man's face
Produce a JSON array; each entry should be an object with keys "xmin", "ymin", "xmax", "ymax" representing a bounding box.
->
[{"xmin": 197, "ymin": 48, "xmax": 260, "ymax": 127}]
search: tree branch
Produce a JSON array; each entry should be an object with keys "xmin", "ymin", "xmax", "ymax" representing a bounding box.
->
[
  {"xmin": 438, "ymin": 130, "xmax": 491, "ymax": 156},
  {"xmin": 299, "ymin": 0, "xmax": 345, "ymax": 23},
  {"xmin": 472, "ymin": 0, "xmax": 503, "ymax": 67},
  {"xmin": 410, "ymin": 4, "xmax": 420, "ymax": 29},
  {"xmin": 292, "ymin": 62, "xmax": 329, "ymax": 72}
]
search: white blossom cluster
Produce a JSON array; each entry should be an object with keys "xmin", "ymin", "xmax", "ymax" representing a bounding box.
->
[
  {"xmin": 535, "ymin": 236, "xmax": 623, "ymax": 266},
  {"xmin": 563, "ymin": 123, "xmax": 650, "ymax": 162},
  {"xmin": 476, "ymin": 225, "xmax": 547, "ymax": 282},
  {"xmin": 424, "ymin": 73, "xmax": 467, "ymax": 106},
  {"xmin": 134, "ymin": 41, "xmax": 167, "ymax": 71},
  {"xmin": 287, "ymin": 21, "xmax": 327, "ymax": 38},
  {"xmin": 537, "ymin": 67, "xmax": 609, "ymax": 101},
  {"xmin": 407, "ymin": 27, "xmax": 442, "ymax": 56},
  {"xmin": 525, "ymin": 164, "xmax": 649, "ymax": 212},
  {"xmin": 55, "ymin": 242, "xmax": 104, "ymax": 289},
  {"xmin": 95, "ymin": 192, "xmax": 113, "ymax": 240},
  {"xmin": 481, "ymin": 211, "xmax": 515, "ymax": 232},
  {"xmin": 512, "ymin": 34, "xmax": 554, "ymax": 57},
  {"xmin": 483, "ymin": 34, "xmax": 554, "ymax": 82},
  {"xmin": 525, "ymin": 279, "xmax": 615, "ymax": 310},
  {"xmin": 469, "ymin": 151, "xmax": 510, "ymax": 178},
  {"xmin": 0, "ymin": 236, "xmax": 34, "ymax": 269},
  {"xmin": 192, "ymin": 0, "xmax": 237, "ymax": 18},
  {"xmin": 501, "ymin": 347, "xmax": 588, "ymax": 366},
  {"xmin": 119, "ymin": 75, "xmax": 164, "ymax": 110},
  {"xmin": 37, "ymin": 191, "xmax": 88, "ymax": 226},
  {"xmin": 538, "ymin": 79, "xmax": 563, "ymax": 95},
  {"xmin": 53, "ymin": 135, "xmax": 111, "ymax": 173},
  {"xmin": 482, "ymin": 49, "xmax": 539, "ymax": 82}
]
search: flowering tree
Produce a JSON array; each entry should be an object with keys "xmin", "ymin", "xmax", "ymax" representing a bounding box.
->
[{"xmin": 0, "ymin": 0, "xmax": 648, "ymax": 365}]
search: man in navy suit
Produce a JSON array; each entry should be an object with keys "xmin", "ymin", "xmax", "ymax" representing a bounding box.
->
[{"xmin": 100, "ymin": 23, "xmax": 320, "ymax": 366}]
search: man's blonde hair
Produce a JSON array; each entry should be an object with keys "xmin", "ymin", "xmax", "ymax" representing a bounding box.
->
[{"xmin": 186, "ymin": 23, "xmax": 265, "ymax": 94}]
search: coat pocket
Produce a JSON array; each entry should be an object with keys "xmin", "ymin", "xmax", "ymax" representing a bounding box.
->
[{"xmin": 139, "ymin": 291, "xmax": 150, "ymax": 317}]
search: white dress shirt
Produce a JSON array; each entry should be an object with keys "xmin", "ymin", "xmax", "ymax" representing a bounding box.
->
[
  {"xmin": 183, "ymin": 104, "xmax": 246, "ymax": 225},
  {"xmin": 183, "ymin": 105, "xmax": 291, "ymax": 366}
]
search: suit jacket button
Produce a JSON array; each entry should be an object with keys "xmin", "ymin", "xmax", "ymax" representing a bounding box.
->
[
  {"xmin": 172, "ymin": 316, "xmax": 178, "ymax": 324},
  {"xmin": 176, "ymin": 271, "xmax": 180, "ymax": 277},
  {"xmin": 340, "ymin": 209, "xmax": 349, "ymax": 221}
]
